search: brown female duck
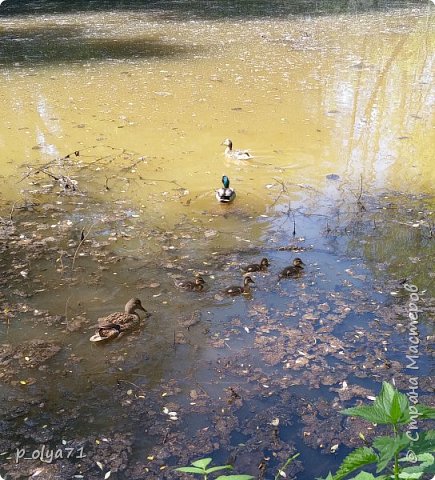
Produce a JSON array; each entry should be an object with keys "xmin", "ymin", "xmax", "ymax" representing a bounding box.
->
[{"xmin": 90, "ymin": 298, "xmax": 148, "ymax": 342}]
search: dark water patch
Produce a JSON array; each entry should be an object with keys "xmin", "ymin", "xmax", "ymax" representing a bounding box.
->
[
  {"xmin": 0, "ymin": 25, "xmax": 196, "ymax": 66},
  {"xmin": 0, "ymin": 0, "xmax": 425, "ymax": 19}
]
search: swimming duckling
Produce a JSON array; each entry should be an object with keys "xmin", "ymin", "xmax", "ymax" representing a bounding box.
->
[
  {"xmin": 242, "ymin": 258, "xmax": 269, "ymax": 273},
  {"xmin": 177, "ymin": 275, "xmax": 206, "ymax": 291},
  {"xmin": 222, "ymin": 138, "xmax": 251, "ymax": 160},
  {"xmin": 224, "ymin": 276, "xmax": 255, "ymax": 296},
  {"xmin": 278, "ymin": 258, "xmax": 305, "ymax": 278},
  {"xmin": 216, "ymin": 175, "xmax": 236, "ymax": 203},
  {"xmin": 90, "ymin": 298, "xmax": 148, "ymax": 342}
]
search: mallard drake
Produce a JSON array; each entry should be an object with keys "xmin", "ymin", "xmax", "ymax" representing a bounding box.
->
[
  {"xmin": 216, "ymin": 175, "xmax": 236, "ymax": 203},
  {"xmin": 222, "ymin": 138, "xmax": 251, "ymax": 160},
  {"xmin": 224, "ymin": 276, "xmax": 255, "ymax": 296},
  {"xmin": 90, "ymin": 298, "xmax": 148, "ymax": 342},
  {"xmin": 177, "ymin": 275, "xmax": 206, "ymax": 291},
  {"xmin": 278, "ymin": 258, "xmax": 305, "ymax": 278},
  {"xmin": 242, "ymin": 258, "xmax": 269, "ymax": 273}
]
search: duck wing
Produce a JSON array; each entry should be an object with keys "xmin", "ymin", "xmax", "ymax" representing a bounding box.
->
[
  {"xmin": 242, "ymin": 264, "xmax": 260, "ymax": 272},
  {"xmin": 224, "ymin": 285, "xmax": 243, "ymax": 295},
  {"xmin": 98, "ymin": 312, "xmax": 138, "ymax": 329}
]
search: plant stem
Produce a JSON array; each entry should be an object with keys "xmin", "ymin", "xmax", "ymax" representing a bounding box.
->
[
  {"xmin": 392, "ymin": 424, "xmax": 399, "ymax": 480},
  {"xmin": 274, "ymin": 453, "xmax": 300, "ymax": 480}
]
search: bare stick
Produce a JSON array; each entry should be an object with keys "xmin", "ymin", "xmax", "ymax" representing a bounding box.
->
[{"xmin": 71, "ymin": 223, "xmax": 96, "ymax": 272}]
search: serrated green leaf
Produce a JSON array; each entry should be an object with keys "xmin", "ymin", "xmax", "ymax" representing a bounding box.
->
[
  {"xmin": 206, "ymin": 465, "xmax": 233, "ymax": 474},
  {"xmin": 390, "ymin": 393, "xmax": 403, "ymax": 424},
  {"xmin": 340, "ymin": 405, "xmax": 391, "ymax": 424},
  {"xmin": 400, "ymin": 454, "xmax": 435, "ymax": 476},
  {"xmin": 216, "ymin": 475, "xmax": 255, "ymax": 480},
  {"xmin": 175, "ymin": 466, "xmax": 207, "ymax": 474},
  {"xmin": 191, "ymin": 457, "xmax": 213, "ymax": 469},
  {"xmin": 407, "ymin": 431, "xmax": 435, "ymax": 455},
  {"xmin": 341, "ymin": 383, "xmax": 410, "ymax": 425},
  {"xmin": 316, "ymin": 472, "xmax": 334, "ymax": 480},
  {"xmin": 347, "ymin": 472, "xmax": 376, "ymax": 480},
  {"xmin": 397, "ymin": 473, "xmax": 423, "ymax": 479},
  {"xmin": 415, "ymin": 405, "xmax": 435, "ymax": 420},
  {"xmin": 414, "ymin": 452, "xmax": 434, "ymax": 463},
  {"xmin": 378, "ymin": 383, "xmax": 410, "ymax": 425},
  {"xmin": 333, "ymin": 447, "xmax": 378, "ymax": 480},
  {"xmin": 373, "ymin": 435, "xmax": 410, "ymax": 472}
]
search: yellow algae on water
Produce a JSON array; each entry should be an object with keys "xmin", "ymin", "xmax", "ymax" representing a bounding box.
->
[{"xmin": 0, "ymin": 7, "xmax": 433, "ymax": 216}]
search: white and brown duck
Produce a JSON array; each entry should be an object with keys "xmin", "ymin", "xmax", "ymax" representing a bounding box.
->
[{"xmin": 222, "ymin": 138, "xmax": 251, "ymax": 160}]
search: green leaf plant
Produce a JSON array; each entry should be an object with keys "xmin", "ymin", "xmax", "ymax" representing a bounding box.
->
[
  {"xmin": 175, "ymin": 457, "xmax": 254, "ymax": 480},
  {"xmin": 321, "ymin": 382, "xmax": 435, "ymax": 480},
  {"xmin": 175, "ymin": 453, "xmax": 300, "ymax": 480}
]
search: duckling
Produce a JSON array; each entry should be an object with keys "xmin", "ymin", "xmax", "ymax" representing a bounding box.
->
[
  {"xmin": 222, "ymin": 138, "xmax": 251, "ymax": 160},
  {"xmin": 278, "ymin": 258, "xmax": 305, "ymax": 278},
  {"xmin": 90, "ymin": 298, "xmax": 148, "ymax": 342},
  {"xmin": 177, "ymin": 275, "xmax": 206, "ymax": 291},
  {"xmin": 224, "ymin": 276, "xmax": 255, "ymax": 296},
  {"xmin": 216, "ymin": 175, "xmax": 236, "ymax": 203},
  {"xmin": 242, "ymin": 257, "xmax": 269, "ymax": 273}
]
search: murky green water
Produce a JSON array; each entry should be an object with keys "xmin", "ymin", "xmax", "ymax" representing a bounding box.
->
[{"xmin": 0, "ymin": 1, "xmax": 434, "ymax": 479}]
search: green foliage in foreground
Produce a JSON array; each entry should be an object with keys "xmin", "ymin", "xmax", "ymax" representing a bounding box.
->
[
  {"xmin": 175, "ymin": 454, "xmax": 300, "ymax": 480},
  {"xmin": 175, "ymin": 457, "xmax": 254, "ymax": 480},
  {"xmin": 321, "ymin": 381, "xmax": 435, "ymax": 480},
  {"xmin": 175, "ymin": 382, "xmax": 434, "ymax": 480}
]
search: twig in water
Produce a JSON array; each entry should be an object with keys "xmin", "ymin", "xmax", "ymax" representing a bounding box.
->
[
  {"xmin": 274, "ymin": 453, "xmax": 300, "ymax": 480},
  {"xmin": 117, "ymin": 379, "xmax": 146, "ymax": 396},
  {"xmin": 356, "ymin": 174, "xmax": 366, "ymax": 211},
  {"xmin": 71, "ymin": 223, "xmax": 96, "ymax": 272},
  {"xmin": 9, "ymin": 201, "xmax": 17, "ymax": 222}
]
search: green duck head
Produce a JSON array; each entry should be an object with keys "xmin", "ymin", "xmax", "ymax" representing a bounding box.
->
[{"xmin": 222, "ymin": 175, "xmax": 230, "ymax": 188}]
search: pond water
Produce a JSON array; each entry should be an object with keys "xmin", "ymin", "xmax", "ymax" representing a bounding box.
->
[{"xmin": 0, "ymin": 1, "xmax": 434, "ymax": 479}]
